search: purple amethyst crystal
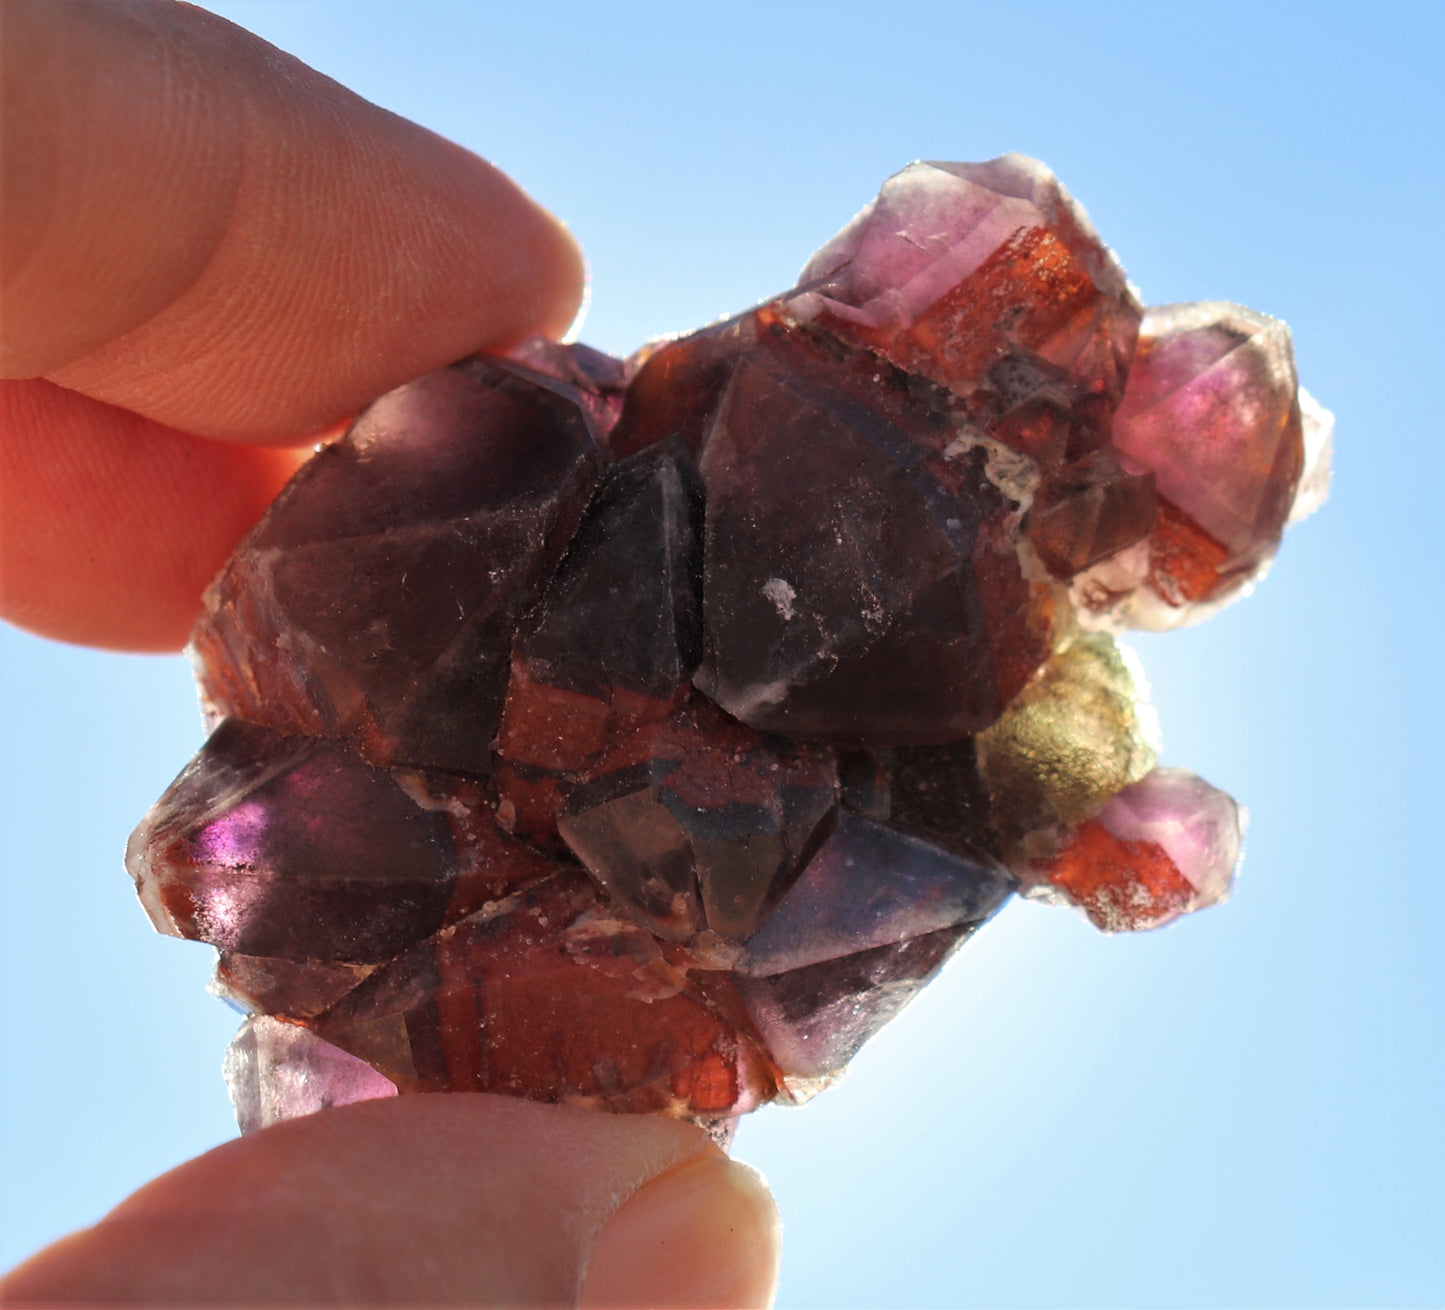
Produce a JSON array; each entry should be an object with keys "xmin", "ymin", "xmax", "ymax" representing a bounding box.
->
[{"xmin": 126, "ymin": 155, "xmax": 1325, "ymax": 1137}]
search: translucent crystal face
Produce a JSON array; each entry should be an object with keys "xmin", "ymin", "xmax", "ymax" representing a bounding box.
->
[{"xmin": 127, "ymin": 155, "xmax": 1328, "ymax": 1136}]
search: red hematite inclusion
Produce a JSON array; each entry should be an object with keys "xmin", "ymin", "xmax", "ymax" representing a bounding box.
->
[
  {"xmin": 1043, "ymin": 823, "xmax": 1194, "ymax": 932},
  {"xmin": 127, "ymin": 155, "xmax": 1329, "ymax": 1142}
]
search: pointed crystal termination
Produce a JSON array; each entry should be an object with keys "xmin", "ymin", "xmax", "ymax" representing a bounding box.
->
[
  {"xmin": 190, "ymin": 356, "xmax": 604, "ymax": 774},
  {"xmin": 128, "ymin": 718, "xmax": 563, "ymax": 967},
  {"xmin": 213, "ymin": 953, "xmax": 376, "ymax": 1020},
  {"xmin": 786, "ymin": 155, "xmax": 1141, "ymax": 474},
  {"xmin": 130, "ymin": 156, "xmax": 1325, "ymax": 1138},
  {"xmin": 496, "ymin": 440, "xmax": 706, "ymax": 773},
  {"xmin": 735, "ymin": 813, "xmax": 1014, "ymax": 1093},
  {"xmin": 1025, "ymin": 448, "xmax": 1157, "ymax": 579},
  {"xmin": 687, "ymin": 312, "xmax": 1055, "ymax": 742},
  {"xmin": 739, "ymin": 812, "xmax": 1013, "ymax": 977},
  {"xmin": 1075, "ymin": 302, "xmax": 1320, "ymax": 630},
  {"xmin": 736, "ymin": 928, "xmax": 965, "ymax": 1097},
  {"xmin": 127, "ymin": 720, "xmax": 461, "ymax": 963},
  {"xmin": 506, "ymin": 336, "xmax": 631, "ymax": 438},
  {"xmin": 557, "ymin": 695, "xmax": 839, "ymax": 943},
  {"xmin": 225, "ymin": 1015, "xmax": 398, "ymax": 1135},
  {"xmin": 1031, "ymin": 768, "xmax": 1244, "ymax": 931}
]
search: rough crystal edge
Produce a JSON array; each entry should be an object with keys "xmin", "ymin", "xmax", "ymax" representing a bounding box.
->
[
  {"xmin": 224, "ymin": 1014, "xmax": 399, "ymax": 1136},
  {"xmin": 1289, "ymin": 387, "xmax": 1335, "ymax": 524},
  {"xmin": 688, "ymin": 1115, "xmax": 740, "ymax": 1151},
  {"xmin": 1021, "ymin": 766, "xmax": 1247, "ymax": 932},
  {"xmin": 795, "ymin": 153, "xmax": 1133, "ymax": 307},
  {"xmin": 1066, "ymin": 298, "xmax": 1327, "ymax": 634},
  {"xmin": 1067, "ymin": 539, "xmax": 1280, "ymax": 635}
]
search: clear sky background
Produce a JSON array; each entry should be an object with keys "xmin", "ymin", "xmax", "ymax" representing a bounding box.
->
[{"xmin": 3, "ymin": 2, "xmax": 1443, "ymax": 1306}]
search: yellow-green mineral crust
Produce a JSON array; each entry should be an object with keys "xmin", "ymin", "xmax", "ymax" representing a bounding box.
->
[{"xmin": 976, "ymin": 633, "xmax": 1158, "ymax": 859}]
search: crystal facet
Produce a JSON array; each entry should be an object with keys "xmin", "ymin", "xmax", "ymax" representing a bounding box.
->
[
  {"xmin": 224, "ymin": 1016, "xmax": 399, "ymax": 1135},
  {"xmin": 1080, "ymin": 302, "xmax": 1305, "ymax": 629},
  {"xmin": 127, "ymin": 156, "xmax": 1327, "ymax": 1138},
  {"xmin": 1030, "ymin": 767, "xmax": 1243, "ymax": 931}
]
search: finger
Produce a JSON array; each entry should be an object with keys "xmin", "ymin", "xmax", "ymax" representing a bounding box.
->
[
  {"xmin": 0, "ymin": 1095, "xmax": 781, "ymax": 1308},
  {"xmin": 0, "ymin": 378, "xmax": 310, "ymax": 650},
  {"xmin": 2, "ymin": 0, "xmax": 585, "ymax": 443}
]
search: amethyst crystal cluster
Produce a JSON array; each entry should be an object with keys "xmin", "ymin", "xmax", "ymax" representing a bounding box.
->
[{"xmin": 129, "ymin": 156, "xmax": 1329, "ymax": 1137}]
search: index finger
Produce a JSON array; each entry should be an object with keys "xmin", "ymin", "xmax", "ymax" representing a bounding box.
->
[{"xmin": 3, "ymin": 0, "xmax": 585, "ymax": 441}]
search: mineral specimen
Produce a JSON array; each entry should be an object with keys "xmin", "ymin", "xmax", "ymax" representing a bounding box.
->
[{"xmin": 128, "ymin": 154, "xmax": 1330, "ymax": 1140}]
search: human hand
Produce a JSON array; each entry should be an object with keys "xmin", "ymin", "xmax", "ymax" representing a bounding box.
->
[{"xmin": 0, "ymin": 2, "xmax": 781, "ymax": 1304}]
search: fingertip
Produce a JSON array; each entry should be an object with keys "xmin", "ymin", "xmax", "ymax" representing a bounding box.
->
[
  {"xmin": 582, "ymin": 1152, "xmax": 783, "ymax": 1309},
  {"xmin": 518, "ymin": 199, "xmax": 589, "ymax": 346}
]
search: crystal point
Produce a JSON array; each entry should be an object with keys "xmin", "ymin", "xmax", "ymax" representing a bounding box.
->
[
  {"xmin": 557, "ymin": 696, "xmax": 838, "ymax": 943},
  {"xmin": 1033, "ymin": 767, "xmax": 1243, "ymax": 931},
  {"xmin": 191, "ymin": 356, "xmax": 604, "ymax": 772},
  {"xmin": 128, "ymin": 720, "xmax": 459, "ymax": 963},
  {"xmin": 693, "ymin": 327, "xmax": 1052, "ymax": 742},
  {"xmin": 738, "ymin": 812, "xmax": 1014, "ymax": 977},
  {"xmin": 1086, "ymin": 302, "xmax": 1307, "ymax": 629},
  {"xmin": 225, "ymin": 1016, "xmax": 398, "ymax": 1135},
  {"xmin": 736, "ymin": 926, "xmax": 967, "ymax": 1090},
  {"xmin": 790, "ymin": 155, "xmax": 1140, "ymax": 472}
]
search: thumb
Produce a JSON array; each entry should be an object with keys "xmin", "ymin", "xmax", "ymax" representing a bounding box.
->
[{"xmin": 0, "ymin": 1095, "xmax": 781, "ymax": 1307}]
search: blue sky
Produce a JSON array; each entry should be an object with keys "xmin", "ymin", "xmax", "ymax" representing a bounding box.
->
[{"xmin": 3, "ymin": 2, "xmax": 1442, "ymax": 1304}]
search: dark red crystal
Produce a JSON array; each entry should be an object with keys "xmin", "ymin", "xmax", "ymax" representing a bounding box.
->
[{"xmin": 191, "ymin": 355, "xmax": 604, "ymax": 774}]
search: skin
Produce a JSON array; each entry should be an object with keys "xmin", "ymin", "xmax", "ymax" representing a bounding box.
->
[{"xmin": 0, "ymin": 2, "xmax": 782, "ymax": 1304}]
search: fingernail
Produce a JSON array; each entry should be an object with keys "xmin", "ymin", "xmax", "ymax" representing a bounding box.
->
[{"xmin": 580, "ymin": 1151, "xmax": 781, "ymax": 1309}]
